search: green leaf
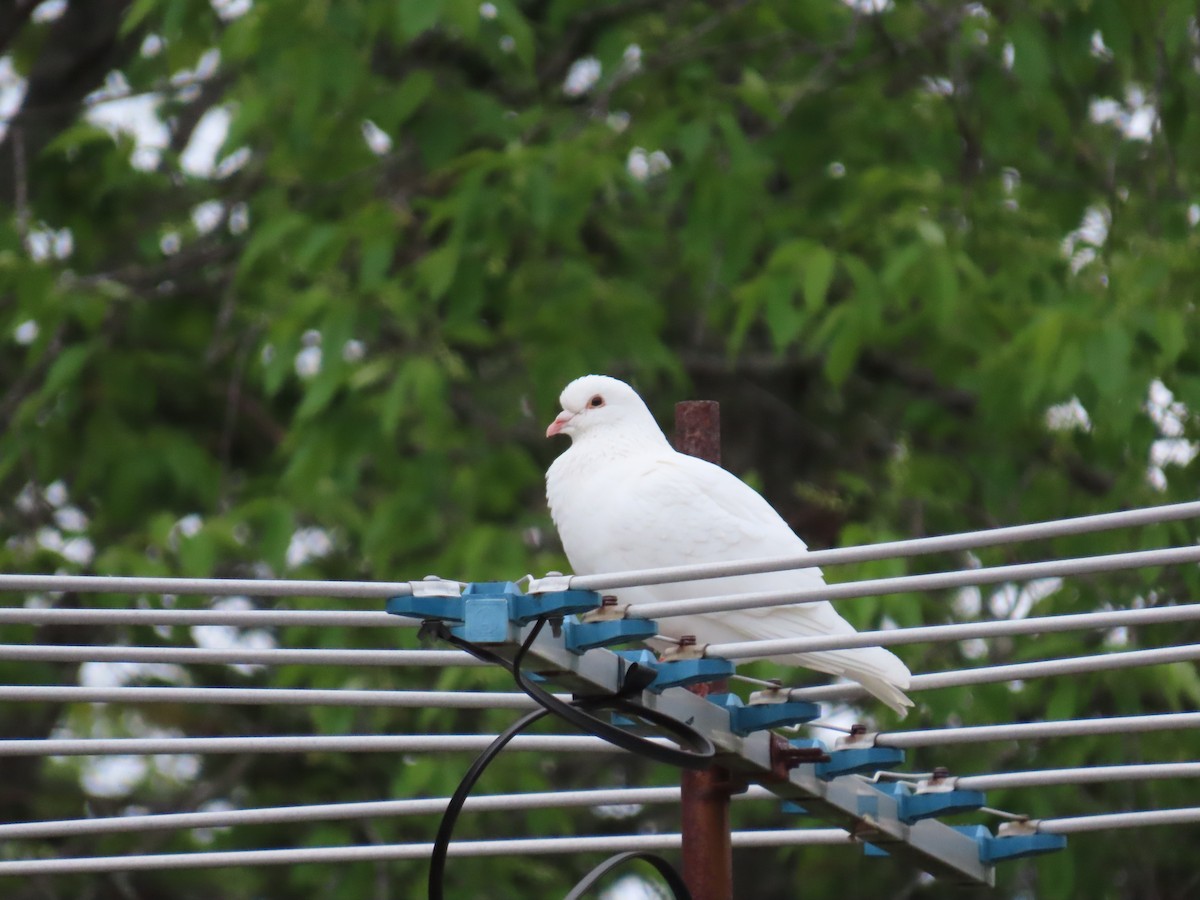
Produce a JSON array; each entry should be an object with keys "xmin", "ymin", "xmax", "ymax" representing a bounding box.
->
[
  {"xmin": 398, "ymin": 0, "xmax": 443, "ymax": 40},
  {"xmin": 1008, "ymin": 20, "xmax": 1052, "ymax": 89},
  {"xmin": 802, "ymin": 244, "xmax": 836, "ymax": 313},
  {"xmin": 417, "ymin": 243, "xmax": 460, "ymax": 300},
  {"xmin": 120, "ymin": 0, "xmax": 163, "ymax": 36},
  {"xmin": 391, "ymin": 70, "xmax": 436, "ymax": 126},
  {"xmin": 358, "ymin": 234, "xmax": 395, "ymax": 290},
  {"xmin": 41, "ymin": 345, "xmax": 93, "ymax": 398}
]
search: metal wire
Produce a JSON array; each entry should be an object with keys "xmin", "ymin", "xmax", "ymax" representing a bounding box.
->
[
  {"xmin": 634, "ymin": 544, "xmax": 1200, "ymax": 620},
  {"xmin": 0, "ymin": 574, "xmax": 442, "ymax": 598},
  {"xmin": 0, "ymin": 830, "xmax": 854, "ymax": 875},
  {"xmin": 0, "ymin": 786, "xmax": 779, "ymax": 841},
  {"xmin": 1, "ymin": 503, "xmax": 1197, "ymax": 876},
  {"xmin": 0, "ymin": 502, "xmax": 1191, "ymax": 604},
  {"xmin": 0, "ymin": 734, "xmax": 652, "ymax": 757},
  {"xmin": 707, "ymin": 602, "xmax": 1200, "ymax": 661},
  {"xmin": 785, "ymin": 644, "xmax": 1200, "ymax": 703},
  {"xmin": 0, "ymin": 644, "xmax": 482, "ymax": 666},
  {"xmin": 1035, "ymin": 807, "xmax": 1200, "ymax": 834},
  {"xmin": 0, "ymin": 608, "xmax": 403, "ymax": 627},
  {"xmin": 0, "ymin": 686, "xmax": 557, "ymax": 709},
  {"xmin": 566, "ymin": 501, "xmax": 1200, "ymax": 591},
  {"xmin": 878, "ymin": 712, "xmax": 1200, "ymax": 749},
  {"xmin": 956, "ymin": 763, "xmax": 1200, "ymax": 792}
]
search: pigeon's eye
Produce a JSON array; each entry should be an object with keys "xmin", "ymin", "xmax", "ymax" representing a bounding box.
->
[{"xmin": 588, "ymin": 394, "xmax": 605, "ymax": 408}]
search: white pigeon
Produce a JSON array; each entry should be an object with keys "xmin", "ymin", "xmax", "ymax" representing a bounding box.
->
[{"xmin": 545, "ymin": 374, "xmax": 913, "ymax": 715}]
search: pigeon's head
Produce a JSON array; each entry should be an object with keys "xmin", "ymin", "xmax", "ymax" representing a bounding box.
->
[{"xmin": 546, "ymin": 375, "xmax": 663, "ymax": 444}]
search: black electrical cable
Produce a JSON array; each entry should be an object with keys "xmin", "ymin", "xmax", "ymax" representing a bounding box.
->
[
  {"xmin": 428, "ymin": 618, "xmax": 714, "ymax": 899},
  {"xmin": 428, "ymin": 621, "xmax": 553, "ymax": 900},
  {"xmin": 427, "ymin": 706, "xmax": 550, "ymax": 900},
  {"xmin": 439, "ymin": 619, "xmax": 715, "ymax": 768},
  {"xmin": 563, "ymin": 851, "xmax": 692, "ymax": 900}
]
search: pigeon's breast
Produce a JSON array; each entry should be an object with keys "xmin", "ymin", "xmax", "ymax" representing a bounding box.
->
[{"xmin": 546, "ymin": 450, "xmax": 663, "ymax": 576}]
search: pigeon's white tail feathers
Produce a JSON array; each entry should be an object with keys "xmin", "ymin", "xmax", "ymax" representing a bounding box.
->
[
  {"xmin": 683, "ymin": 602, "xmax": 914, "ymax": 717},
  {"xmin": 819, "ymin": 645, "xmax": 914, "ymax": 716}
]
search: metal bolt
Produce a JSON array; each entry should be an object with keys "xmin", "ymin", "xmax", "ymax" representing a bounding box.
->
[
  {"xmin": 678, "ymin": 635, "xmax": 697, "ymax": 647},
  {"xmin": 932, "ymin": 766, "xmax": 951, "ymax": 781},
  {"xmin": 849, "ymin": 723, "xmax": 867, "ymax": 738},
  {"xmin": 771, "ymin": 738, "xmax": 830, "ymax": 772},
  {"xmin": 601, "ymin": 595, "xmax": 618, "ymax": 607}
]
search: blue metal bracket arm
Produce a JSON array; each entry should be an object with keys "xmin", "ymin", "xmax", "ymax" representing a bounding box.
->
[
  {"xmin": 709, "ymin": 693, "xmax": 821, "ymax": 736},
  {"xmin": 952, "ymin": 825, "xmax": 1067, "ymax": 864},
  {"xmin": 563, "ymin": 617, "xmax": 660, "ymax": 653}
]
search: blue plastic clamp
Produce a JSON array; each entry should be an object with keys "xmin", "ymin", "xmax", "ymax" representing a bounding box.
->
[
  {"xmin": 395, "ymin": 581, "xmax": 599, "ymax": 643},
  {"xmin": 509, "ymin": 589, "xmax": 602, "ymax": 624},
  {"xmin": 781, "ymin": 801, "xmax": 809, "ymax": 815},
  {"xmin": 708, "ymin": 693, "xmax": 821, "ymax": 736},
  {"xmin": 385, "ymin": 594, "xmax": 465, "ymax": 623},
  {"xmin": 952, "ymin": 825, "xmax": 1067, "ymax": 864},
  {"xmin": 873, "ymin": 782, "xmax": 985, "ymax": 824},
  {"xmin": 563, "ymin": 617, "xmax": 660, "ymax": 653},
  {"xmin": 645, "ymin": 658, "xmax": 736, "ymax": 692},
  {"xmin": 901, "ymin": 787, "xmax": 986, "ymax": 823},
  {"xmin": 813, "ymin": 744, "xmax": 906, "ymax": 780},
  {"xmin": 612, "ymin": 652, "xmax": 735, "ymax": 692},
  {"xmin": 450, "ymin": 582, "xmax": 522, "ymax": 643}
]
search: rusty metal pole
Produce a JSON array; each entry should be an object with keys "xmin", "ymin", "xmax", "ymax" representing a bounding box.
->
[{"xmin": 674, "ymin": 399, "xmax": 734, "ymax": 900}]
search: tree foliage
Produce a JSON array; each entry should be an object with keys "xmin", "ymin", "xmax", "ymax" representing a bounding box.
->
[{"xmin": 1, "ymin": 0, "xmax": 1199, "ymax": 897}]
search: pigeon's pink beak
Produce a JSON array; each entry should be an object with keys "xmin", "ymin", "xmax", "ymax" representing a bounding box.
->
[{"xmin": 546, "ymin": 411, "xmax": 574, "ymax": 438}]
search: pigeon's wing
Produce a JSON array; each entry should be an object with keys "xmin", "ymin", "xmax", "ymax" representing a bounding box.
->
[
  {"xmin": 560, "ymin": 452, "xmax": 912, "ymax": 713},
  {"xmin": 562, "ymin": 449, "xmax": 816, "ymax": 578}
]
